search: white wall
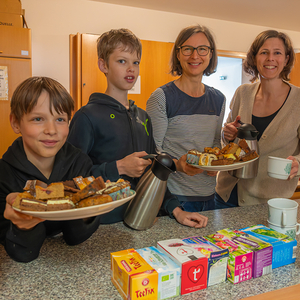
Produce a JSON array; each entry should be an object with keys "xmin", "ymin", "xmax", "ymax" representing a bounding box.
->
[{"xmin": 22, "ymin": 0, "xmax": 300, "ymax": 91}]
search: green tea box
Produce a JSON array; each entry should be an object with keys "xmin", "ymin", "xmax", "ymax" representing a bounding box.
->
[{"xmin": 136, "ymin": 246, "xmax": 180, "ymax": 299}]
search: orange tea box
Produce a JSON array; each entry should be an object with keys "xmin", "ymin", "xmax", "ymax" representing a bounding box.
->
[{"xmin": 111, "ymin": 248, "xmax": 158, "ymax": 300}]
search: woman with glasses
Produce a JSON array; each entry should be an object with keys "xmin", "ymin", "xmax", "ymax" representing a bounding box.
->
[
  {"xmin": 146, "ymin": 25, "xmax": 226, "ymax": 213},
  {"xmin": 215, "ymin": 30, "xmax": 300, "ymax": 209}
]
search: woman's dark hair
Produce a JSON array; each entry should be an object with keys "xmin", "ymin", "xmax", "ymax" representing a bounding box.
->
[
  {"xmin": 243, "ymin": 30, "xmax": 295, "ymax": 82},
  {"xmin": 170, "ymin": 24, "xmax": 218, "ymax": 77}
]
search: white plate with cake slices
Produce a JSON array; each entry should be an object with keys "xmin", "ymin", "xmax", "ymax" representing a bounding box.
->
[
  {"xmin": 187, "ymin": 156, "xmax": 259, "ymax": 171},
  {"xmin": 13, "ymin": 191, "xmax": 136, "ymax": 221}
]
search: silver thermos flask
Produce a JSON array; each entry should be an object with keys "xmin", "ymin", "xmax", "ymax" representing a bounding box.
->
[
  {"xmin": 124, "ymin": 153, "xmax": 176, "ymax": 230},
  {"xmin": 229, "ymin": 122, "xmax": 259, "ymax": 179}
]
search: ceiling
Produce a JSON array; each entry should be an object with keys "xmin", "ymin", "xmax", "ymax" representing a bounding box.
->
[{"xmin": 91, "ymin": 0, "xmax": 300, "ymax": 32}]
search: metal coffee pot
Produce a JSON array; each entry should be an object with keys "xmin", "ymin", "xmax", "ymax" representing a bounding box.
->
[
  {"xmin": 229, "ymin": 122, "xmax": 259, "ymax": 179},
  {"xmin": 124, "ymin": 153, "xmax": 176, "ymax": 230}
]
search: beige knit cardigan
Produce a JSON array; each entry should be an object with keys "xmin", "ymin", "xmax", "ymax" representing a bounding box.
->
[{"xmin": 215, "ymin": 82, "xmax": 300, "ymax": 206}]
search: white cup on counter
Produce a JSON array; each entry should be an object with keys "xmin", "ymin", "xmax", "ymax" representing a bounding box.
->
[
  {"xmin": 267, "ymin": 221, "xmax": 300, "ymax": 239},
  {"xmin": 268, "ymin": 198, "xmax": 299, "ymax": 227},
  {"xmin": 267, "ymin": 156, "xmax": 292, "ymax": 180}
]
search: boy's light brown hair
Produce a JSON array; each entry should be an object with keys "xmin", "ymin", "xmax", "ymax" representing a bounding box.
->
[
  {"xmin": 97, "ymin": 28, "xmax": 142, "ymax": 64},
  {"xmin": 10, "ymin": 76, "xmax": 74, "ymax": 123}
]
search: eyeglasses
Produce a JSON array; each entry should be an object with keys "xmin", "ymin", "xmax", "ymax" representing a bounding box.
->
[{"xmin": 178, "ymin": 45, "xmax": 212, "ymax": 56}]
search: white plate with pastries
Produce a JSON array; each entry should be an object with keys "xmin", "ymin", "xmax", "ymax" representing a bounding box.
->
[
  {"xmin": 187, "ymin": 156, "xmax": 259, "ymax": 171},
  {"xmin": 13, "ymin": 191, "xmax": 136, "ymax": 221}
]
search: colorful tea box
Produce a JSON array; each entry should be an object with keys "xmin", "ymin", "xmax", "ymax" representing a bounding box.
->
[
  {"xmin": 182, "ymin": 236, "xmax": 229, "ymax": 286},
  {"xmin": 157, "ymin": 239, "xmax": 208, "ymax": 295},
  {"xmin": 136, "ymin": 247, "xmax": 180, "ymax": 300},
  {"xmin": 204, "ymin": 232, "xmax": 253, "ymax": 284},
  {"xmin": 240, "ymin": 224, "xmax": 297, "ymax": 269},
  {"xmin": 217, "ymin": 228, "xmax": 273, "ymax": 278},
  {"xmin": 111, "ymin": 248, "xmax": 158, "ymax": 300}
]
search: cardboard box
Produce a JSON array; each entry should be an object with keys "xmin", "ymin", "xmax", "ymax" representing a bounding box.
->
[
  {"xmin": 204, "ymin": 233, "xmax": 253, "ymax": 284},
  {"xmin": 0, "ymin": 12, "xmax": 23, "ymax": 27},
  {"xmin": 240, "ymin": 224, "xmax": 297, "ymax": 269},
  {"xmin": 157, "ymin": 239, "xmax": 208, "ymax": 295},
  {"xmin": 0, "ymin": 0, "xmax": 22, "ymax": 15},
  {"xmin": 182, "ymin": 236, "xmax": 229, "ymax": 286},
  {"xmin": 111, "ymin": 248, "xmax": 158, "ymax": 300},
  {"xmin": 136, "ymin": 247, "xmax": 180, "ymax": 300},
  {"xmin": 217, "ymin": 229, "xmax": 273, "ymax": 278}
]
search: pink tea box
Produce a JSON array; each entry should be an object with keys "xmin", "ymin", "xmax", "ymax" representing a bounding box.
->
[
  {"xmin": 204, "ymin": 232, "xmax": 253, "ymax": 284},
  {"xmin": 157, "ymin": 239, "xmax": 208, "ymax": 295}
]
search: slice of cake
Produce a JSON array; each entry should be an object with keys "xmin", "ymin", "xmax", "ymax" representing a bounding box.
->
[
  {"xmin": 240, "ymin": 150, "xmax": 259, "ymax": 162},
  {"xmin": 12, "ymin": 191, "xmax": 34, "ymax": 209},
  {"xmin": 35, "ymin": 182, "xmax": 64, "ymax": 200},
  {"xmin": 46, "ymin": 198, "xmax": 75, "ymax": 211},
  {"xmin": 73, "ymin": 176, "xmax": 87, "ymax": 190},
  {"xmin": 23, "ymin": 180, "xmax": 47, "ymax": 196},
  {"xmin": 102, "ymin": 180, "xmax": 131, "ymax": 200},
  {"xmin": 72, "ymin": 176, "xmax": 106, "ymax": 204},
  {"xmin": 19, "ymin": 198, "xmax": 47, "ymax": 211},
  {"xmin": 77, "ymin": 194, "xmax": 113, "ymax": 208}
]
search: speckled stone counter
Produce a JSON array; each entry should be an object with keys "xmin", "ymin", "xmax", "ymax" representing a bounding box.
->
[{"xmin": 1, "ymin": 201, "xmax": 300, "ymax": 300}]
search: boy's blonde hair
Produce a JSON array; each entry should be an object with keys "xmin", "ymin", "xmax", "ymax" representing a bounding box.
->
[
  {"xmin": 97, "ymin": 28, "xmax": 142, "ymax": 64},
  {"xmin": 10, "ymin": 77, "xmax": 74, "ymax": 123}
]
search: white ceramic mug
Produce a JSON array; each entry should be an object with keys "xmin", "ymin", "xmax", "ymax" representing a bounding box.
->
[
  {"xmin": 268, "ymin": 156, "xmax": 292, "ymax": 180},
  {"xmin": 268, "ymin": 198, "xmax": 299, "ymax": 227},
  {"xmin": 268, "ymin": 221, "xmax": 300, "ymax": 239}
]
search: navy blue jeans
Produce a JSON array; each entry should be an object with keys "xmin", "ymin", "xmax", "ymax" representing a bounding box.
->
[
  {"xmin": 214, "ymin": 184, "xmax": 239, "ymax": 209},
  {"xmin": 175, "ymin": 194, "xmax": 215, "ymax": 212}
]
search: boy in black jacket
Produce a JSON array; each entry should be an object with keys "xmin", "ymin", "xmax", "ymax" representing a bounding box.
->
[
  {"xmin": 0, "ymin": 77, "xmax": 100, "ymax": 262},
  {"xmin": 67, "ymin": 28, "xmax": 208, "ymax": 227}
]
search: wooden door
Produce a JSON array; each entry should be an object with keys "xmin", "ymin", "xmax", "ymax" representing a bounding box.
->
[
  {"xmin": 290, "ymin": 53, "xmax": 300, "ymax": 87},
  {"xmin": 0, "ymin": 57, "xmax": 32, "ymax": 157}
]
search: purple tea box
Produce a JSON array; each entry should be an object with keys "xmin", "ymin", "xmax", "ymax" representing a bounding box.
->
[
  {"xmin": 182, "ymin": 236, "xmax": 229, "ymax": 286},
  {"xmin": 217, "ymin": 228, "xmax": 273, "ymax": 278}
]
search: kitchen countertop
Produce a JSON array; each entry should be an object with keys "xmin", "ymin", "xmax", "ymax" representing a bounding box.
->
[{"xmin": 1, "ymin": 201, "xmax": 300, "ymax": 300}]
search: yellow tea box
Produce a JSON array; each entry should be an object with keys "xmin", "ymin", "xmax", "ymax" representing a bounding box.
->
[{"xmin": 111, "ymin": 248, "xmax": 158, "ymax": 300}]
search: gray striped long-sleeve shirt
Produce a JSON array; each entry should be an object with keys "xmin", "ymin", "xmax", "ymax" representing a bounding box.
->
[{"xmin": 146, "ymin": 81, "xmax": 226, "ymax": 198}]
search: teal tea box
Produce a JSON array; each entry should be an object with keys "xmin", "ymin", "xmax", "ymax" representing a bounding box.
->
[
  {"xmin": 182, "ymin": 236, "xmax": 229, "ymax": 286},
  {"xmin": 240, "ymin": 224, "xmax": 297, "ymax": 269},
  {"xmin": 217, "ymin": 229, "xmax": 273, "ymax": 278},
  {"xmin": 136, "ymin": 247, "xmax": 180, "ymax": 300}
]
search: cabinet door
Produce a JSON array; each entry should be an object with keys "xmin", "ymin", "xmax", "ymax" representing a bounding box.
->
[
  {"xmin": 290, "ymin": 53, "xmax": 300, "ymax": 87},
  {"xmin": 0, "ymin": 27, "xmax": 31, "ymax": 59},
  {"xmin": 0, "ymin": 57, "xmax": 31, "ymax": 158},
  {"xmin": 81, "ymin": 34, "xmax": 106, "ymax": 107}
]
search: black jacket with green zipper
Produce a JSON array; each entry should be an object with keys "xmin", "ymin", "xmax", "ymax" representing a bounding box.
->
[{"xmin": 67, "ymin": 93, "xmax": 180, "ymax": 223}]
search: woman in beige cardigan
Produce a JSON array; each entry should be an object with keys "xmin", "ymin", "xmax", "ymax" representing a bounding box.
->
[{"xmin": 215, "ymin": 30, "xmax": 300, "ymax": 209}]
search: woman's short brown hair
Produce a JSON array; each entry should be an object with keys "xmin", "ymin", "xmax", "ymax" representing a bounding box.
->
[
  {"xmin": 170, "ymin": 24, "xmax": 218, "ymax": 77},
  {"xmin": 243, "ymin": 30, "xmax": 295, "ymax": 82},
  {"xmin": 97, "ymin": 28, "xmax": 142, "ymax": 64},
  {"xmin": 10, "ymin": 76, "xmax": 74, "ymax": 123}
]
